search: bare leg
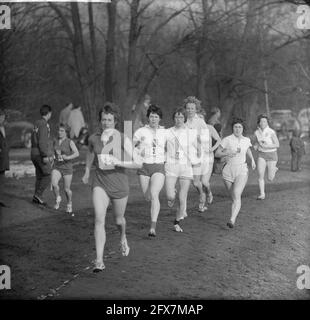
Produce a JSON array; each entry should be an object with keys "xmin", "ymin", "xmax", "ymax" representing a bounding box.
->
[
  {"xmin": 257, "ymin": 157, "xmax": 266, "ymax": 198},
  {"xmin": 139, "ymin": 175, "xmax": 151, "ymax": 201},
  {"xmin": 178, "ymin": 178, "xmax": 191, "ymax": 220},
  {"xmin": 92, "ymin": 187, "xmax": 109, "ymax": 267},
  {"xmin": 193, "ymin": 172, "xmax": 206, "ymax": 211},
  {"xmin": 51, "ymin": 169, "xmax": 62, "ymax": 209},
  {"xmin": 51, "ymin": 169, "xmax": 61, "ymax": 199},
  {"xmin": 112, "ymin": 196, "xmax": 130, "ymax": 256},
  {"xmin": 201, "ymin": 159, "xmax": 213, "ymax": 204},
  {"xmin": 230, "ymin": 174, "xmax": 248, "ymax": 225},
  {"xmin": 149, "ymin": 173, "xmax": 165, "ymax": 234},
  {"xmin": 165, "ymin": 175, "xmax": 177, "ymax": 207},
  {"xmin": 266, "ymin": 160, "xmax": 278, "ymax": 181}
]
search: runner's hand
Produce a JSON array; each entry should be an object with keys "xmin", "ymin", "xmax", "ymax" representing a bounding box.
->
[
  {"xmin": 42, "ymin": 157, "xmax": 49, "ymax": 164},
  {"xmin": 251, "ymin": 160, "xmax": 256, "ymax": 170},
  {"xmin": 82, "ymin": 173, "xmax": 89, "ymax": 184}
]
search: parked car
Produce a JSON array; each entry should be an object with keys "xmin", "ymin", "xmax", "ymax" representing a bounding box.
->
[
  {"xmin": 6, "ymin": 120, "xmax": 34, "ymax": 148},
  {"xmin": 270, "ymin": 109, "xmax": 300, "ymax": 138},
  {"xmin": 298, "ymin": 107, "xmax": 310, "ymax": 137}
]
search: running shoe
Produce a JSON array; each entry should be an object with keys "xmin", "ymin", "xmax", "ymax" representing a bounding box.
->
[
  {"xmin": 120, "ymin": 239, "xmax": 130, "ymax": 256},
  {"xmin": 198, "ymin": 203, "xmax": 208, "ymax": 212},
  {"xmin": 32, "ymin": 195, "xmax": 47, "ymax": 206},
  {"xmin": 93, "ymin": 261, "xmax": 105, "ymax": 273},
  {"xmin": 227, "ymin": 221, "xmax": 234, "ymax": 228},
  {"xmin": 198, "ymin": 192, "xmax": 207, "ymax": 212},
  {"xmin": 148, "ymin": 229, "xmax": 156, "ymax": 237},
  {"xmin": 54, "ymin": 196, "xmax": 61, "ymax": 210},
  {"xmin": 257, "ymin": 194, "xmax": 265, "ymax": 200},
  {"xmin": 66, "ymin": 202, "xmax": 73, "ymax": 214},
  {"xmin": 174, "ymin": 224, "xmax": 183, "ymax": 233},
  {"xmin": 207, "ymin": 191, "xmax": 213, "ymax": 204}
]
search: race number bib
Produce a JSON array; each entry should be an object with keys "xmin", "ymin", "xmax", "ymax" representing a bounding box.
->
[{"xmin": 97, "ymin": 154, "xmax": 115, "ymax": 170}]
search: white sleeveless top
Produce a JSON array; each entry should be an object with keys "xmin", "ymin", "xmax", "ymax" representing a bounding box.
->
[{"xmin": 254, "ymin": 126, "xmax": 277, "ymax": 153}]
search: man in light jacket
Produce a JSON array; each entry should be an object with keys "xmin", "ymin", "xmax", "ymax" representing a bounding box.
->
[{"xmin": 67, "ymin": 105, "xmax": 85, "ymax": 139}]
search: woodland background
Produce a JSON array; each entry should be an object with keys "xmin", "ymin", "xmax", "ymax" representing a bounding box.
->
[{"xmin": 1, "ymin": 0, "xmax": 310, "ymax": 132}]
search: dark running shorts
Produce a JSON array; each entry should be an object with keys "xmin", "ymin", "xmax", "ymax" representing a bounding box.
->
[
  {"xmin": 92, "ymin": 169, "xmax": 129, "ymax": 199},
  {"xmin": 137, "ymin": 163, "xmax": 165, "ymax": 177},
  {"xmin": 258, "ymin": 151, "xmax": 278, "ymax": 162}
]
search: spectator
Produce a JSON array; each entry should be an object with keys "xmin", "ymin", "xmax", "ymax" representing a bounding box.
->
[
  {"xmin": 0, "ymin": 108, "xmax": 9, "ymax": 207},
  {"xmin": 59, "ymin": 102, "xmax": 73, "ymax": 126},
  {"xmin": 31, "ymin": 104, "xmax": 54, "ymax": 205},
  {"xmin": 290, "ymin": 129, "xmax": 305, "ymax": 172},
  {"xmin": 67, "ymin": 105, "xmax": 85, "ymax": 140}
]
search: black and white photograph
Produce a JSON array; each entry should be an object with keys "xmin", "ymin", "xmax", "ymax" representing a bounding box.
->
[{"xmin": 0, "ymin": 0, "xmax": 310, "ymax": 305}]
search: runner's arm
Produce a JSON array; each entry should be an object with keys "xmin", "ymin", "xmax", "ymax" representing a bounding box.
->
[
  {"xmin": 265, "ymin": 132, "xmax": 280, "ymax": 149},
  {"xmin": 246, "ymin": 147, "xmax": 256, "ymax": 170},
  {"xmin": 215, "ymin": 145, "xmax": 236, "ymax": 158},
  {"xmin": 63, "ymin": 140, "xmax": 79, "ymax": 160},
  {"xmin": 82, "ymin": 143, "xmax": 95, "ymax": 184},
  {"xmin": 209, "ymin": 125, "xmax": 221, "ymax": 152}
]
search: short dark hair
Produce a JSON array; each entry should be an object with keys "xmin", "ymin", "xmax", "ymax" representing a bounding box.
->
[
  {"xmin": 232, "ymin": 117, "xmax": 246, "ymax": 133},
  {"xmin": 40, "ymin": 105, "xmax": 52, "ymax": 116},
  {"xmin": 99, "ymin": 102, "xmax": 120, "ymax": 124},
  {"xmin": 257, "ymin": 114, "xmax": 269, "ymax": 125},
  {"xmin": 172, "ymin": 107, "xmax": 187, "ymax": 122},
  {"xmin": 147, "ymin": 104, "xmax": 163, "ymax": 119},
  {"xmin": 58, "ymin": 123, "xmax": 70, "ymax": 137}
]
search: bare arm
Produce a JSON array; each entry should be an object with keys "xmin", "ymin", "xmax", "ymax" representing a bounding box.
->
[
  {"xmin": 63, "ymin": 140, "xmax": 79, "ymax": 160},
  {"xmin": 246, "ymin": 147, "xmax": 256, "ymax": 170},
  {"xmin": 82, "ymin": 149, "xmax": 95, "ymax": 184},
  {"xmin": 215, "ymin": 145, "xmax": 236, "ymax": 158},
  {"xmin": 208, "ymin": 125, "xmax": 221, "ymax": 152}
]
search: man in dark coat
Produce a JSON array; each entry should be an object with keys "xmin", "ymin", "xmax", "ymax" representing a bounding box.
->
[
  {"xmin": 290, "ymin": 129, "xmax": 306, "ymax": 172},
  {"xmin": 31, "ymin": 105, "xmax": 54, "ymax": 205},
  {"xmin": 0, "ymin": 108, "xmax": 9, "ymax": 207}
]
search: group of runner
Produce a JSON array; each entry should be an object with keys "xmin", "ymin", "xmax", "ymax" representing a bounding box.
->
[
  {"xmin": 29, "ymin": 98, "xmax": 280, "ymax": 272},
  {"xmin": 76, "ymin": 97, "xmax": 279, "ymax": 272}
]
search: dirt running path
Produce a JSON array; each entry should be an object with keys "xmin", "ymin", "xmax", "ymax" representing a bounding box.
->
[{"xmin": 0, "ymin": 141, "xmax": 309, "ymax": 299}]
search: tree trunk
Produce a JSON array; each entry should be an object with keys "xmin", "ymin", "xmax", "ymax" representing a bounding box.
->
[{"xmin": 105, "ymin": 0, "xmax": 117, "ymax": 102}]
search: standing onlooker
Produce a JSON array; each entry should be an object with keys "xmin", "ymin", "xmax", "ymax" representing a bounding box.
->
[
  {"xmin": 31, "ymin": 105, "xmax": 54, "ymax": 205},
  {"xmin": 59, "ymin": 102, "xmax": 73, "ymax": 126},
  {"xmin": 132, "ymin": 94, "xmax": 151, "ymax": 133},
  {"xmin": 67, "ymin": 105, "xmax": 85, "ymax": 140},
  {"xmin": 290, "ymin": 129, "xmax": 305, "ymax": 172},
  {"xmin": 0, "ymin": 109, "xmax": 9, "ymax": 207}
]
